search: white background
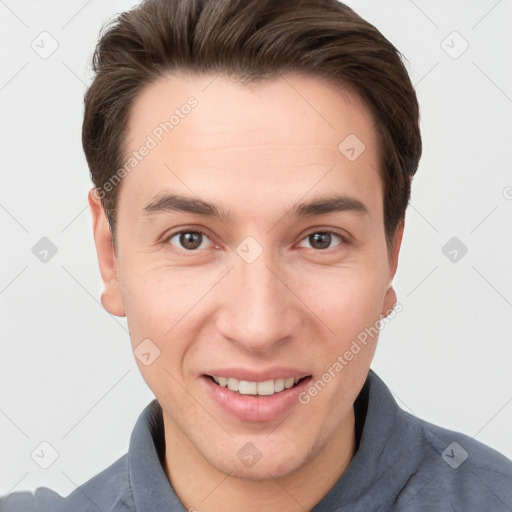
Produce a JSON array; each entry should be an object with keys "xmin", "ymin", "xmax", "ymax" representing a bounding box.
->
[{"xmin": 1, "ymin": 0, "xmax": 511, "ymax": 497}]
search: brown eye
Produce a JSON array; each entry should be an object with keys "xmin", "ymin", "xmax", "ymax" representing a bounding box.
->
[
  {"xmin": 167, "ymin": 231, "xmax": 212, "ymax": 251},
  {"xmin": 298, "ymin": 231, "xmax": 343, "ymax": 250}
]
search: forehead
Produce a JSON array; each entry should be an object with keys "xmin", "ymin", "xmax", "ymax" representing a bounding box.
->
[
  {"xmin": 126, "ymin": 71, "xmax": 378, "ymax": 151},
  {"xmin": 120, "ymin": 71, "xmax": 382, "ymax": 217}
]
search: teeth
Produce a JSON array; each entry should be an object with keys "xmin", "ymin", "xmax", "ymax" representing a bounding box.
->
[
  {"xmin": 211, "ymin": 375, "xmax": 304, "ymax": 396},
  {"xmin": 274, "ymin": 378, "xmax": 285, "ymax": 392},
  {"xmin": 238, "ymin": 380, "xmax": 258, "ymax": 395},
  {"xmin": 257, "ymin": 380, "xmax": 275, "ymax": 396},
  {"xmin": 227, "ymin": 378, "xmax": 239, "ymax": 392}
]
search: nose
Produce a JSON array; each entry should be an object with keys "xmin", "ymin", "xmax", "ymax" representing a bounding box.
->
[{"xmin": 215, "ymin": 248, "xmax": 301, "ymax": 352}]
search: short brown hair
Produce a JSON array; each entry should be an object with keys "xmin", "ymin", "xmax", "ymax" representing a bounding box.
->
[{"xmin": 82, "ymin": 0, "xmax": 421, "ymax": 248}]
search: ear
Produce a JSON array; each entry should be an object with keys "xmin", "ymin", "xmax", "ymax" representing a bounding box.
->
[
  {"xmin": 88, "ymin": 188, "xmax": 126, "ymax": 317},
  {"xmin": 381, "ymin": 219, "xmax": 404, "ymax": 318}
]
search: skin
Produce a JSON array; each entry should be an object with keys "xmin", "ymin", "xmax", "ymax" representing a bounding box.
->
[{"xmin": 89, "ymin": 71, "xmax": 403, "ymax": 512}]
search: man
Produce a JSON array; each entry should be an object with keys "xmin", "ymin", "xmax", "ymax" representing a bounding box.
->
[{"xmin": 1, "ymin": 0, "xmax": 511, "ymax": 510}]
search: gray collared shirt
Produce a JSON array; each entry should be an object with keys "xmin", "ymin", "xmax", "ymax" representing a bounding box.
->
[{"xmin": 2, "ymin": 370, "xmax": 511, "ymax": 511}]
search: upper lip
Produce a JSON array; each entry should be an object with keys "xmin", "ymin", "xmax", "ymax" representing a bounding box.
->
[{"xmin": 204, "ymin": 367, "xmax": 311, "ymax": 382}]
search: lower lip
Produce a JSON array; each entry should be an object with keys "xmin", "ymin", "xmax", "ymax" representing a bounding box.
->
[{"xmin": 202, "ymin": 375, "xmax": 312, "ymax": 422}]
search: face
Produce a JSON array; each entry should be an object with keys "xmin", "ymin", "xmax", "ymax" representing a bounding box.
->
[{"xmin": 90, "ymin": 71, "xmax": 402, "ymax": 480}]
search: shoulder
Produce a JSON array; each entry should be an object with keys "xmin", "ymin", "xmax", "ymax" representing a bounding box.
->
[
  {"xmin": 0, "ymin": 488, "xmax": 61, "ymax": 512},
  {"xmin": 396, "ymin": 411, "xmax": 512, "ymax": 512},
  {"xmin": 0, "ymin": 454, "xmax": 134, "ymax": 512}
]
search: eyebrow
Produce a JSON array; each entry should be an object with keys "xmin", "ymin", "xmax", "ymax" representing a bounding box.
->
[
  {"xmin": 143, "ymin": 192, "xmax": 368, "ymax": 220},
  {"xmin": 292, "ymin": 194, "xmax": 368, "ymax": 217},
  {"xmin": 143, "ymin": 193, "xmax": 230, "ymax": 220}
]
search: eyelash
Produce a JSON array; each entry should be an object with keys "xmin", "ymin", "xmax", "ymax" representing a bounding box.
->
[{"xmin": 163, "ymin": 228, "xmax": 348, "ymax": 253}]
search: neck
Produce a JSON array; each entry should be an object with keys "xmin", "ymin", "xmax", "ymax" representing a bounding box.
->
[{"xmin": 163, "ymin": 408, "xmax": 356, "ymax": 512}]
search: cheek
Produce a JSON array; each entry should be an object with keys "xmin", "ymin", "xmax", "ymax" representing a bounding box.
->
[
  {"xmin": 302, "ymin": 262, "xmax": 387, "ymax": 339},
  {"xmin": 119, "ymin": 269, "xmax": 194, "ymax": 402},
  {"xmin": 119, "ymin": 259, "xmax": 188, "ymax": 324},
  {"xmin": 119, "ymin": 264, "xmax": 209, "ymax": 363},
  {"xmin": 302, "ymin": 269, "xmax": 385, "ymax": 419},
  {"xmin": 119, "ymin": 240, "xmax": 389, "ymax": 356}
]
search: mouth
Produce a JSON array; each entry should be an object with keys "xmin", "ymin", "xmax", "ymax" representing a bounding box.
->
[
  {"xmin": 201, "ymin": 368, "xmax": 313, "ymax": 421},
  {"xmin": 205, "ymin": 374, "xmax": 312, "ymax": 396}
]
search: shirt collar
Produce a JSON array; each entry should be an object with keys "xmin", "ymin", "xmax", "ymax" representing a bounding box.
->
[
  {"xmin": 127, "ymin": 370, "xmax": 424, "ymax": 512},
  {"xmin": 312, "ymin": 370, "xmax": 425, "ymax": 511},
  {"xmin": 128, "ymin": 397, "xmax": 185, "ymax": 511}
]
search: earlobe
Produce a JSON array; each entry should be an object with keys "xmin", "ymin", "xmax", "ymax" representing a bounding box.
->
[
  {"xmin": 381, "ymin": 286, "xmax": 397, "ymax": 319},
  {"xmin": 88, "ymin": 188, "xmax": 126, "ymax": 317}
]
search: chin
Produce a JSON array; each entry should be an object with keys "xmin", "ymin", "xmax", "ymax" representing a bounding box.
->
[{"xmin": 210, "ymin": 449, "xmax": 306, "ymax": 481}]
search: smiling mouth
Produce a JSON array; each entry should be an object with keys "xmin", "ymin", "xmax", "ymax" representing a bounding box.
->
[{"xmin": 205, "ymin": 375, "xmax": 311, "ymax": 396}]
